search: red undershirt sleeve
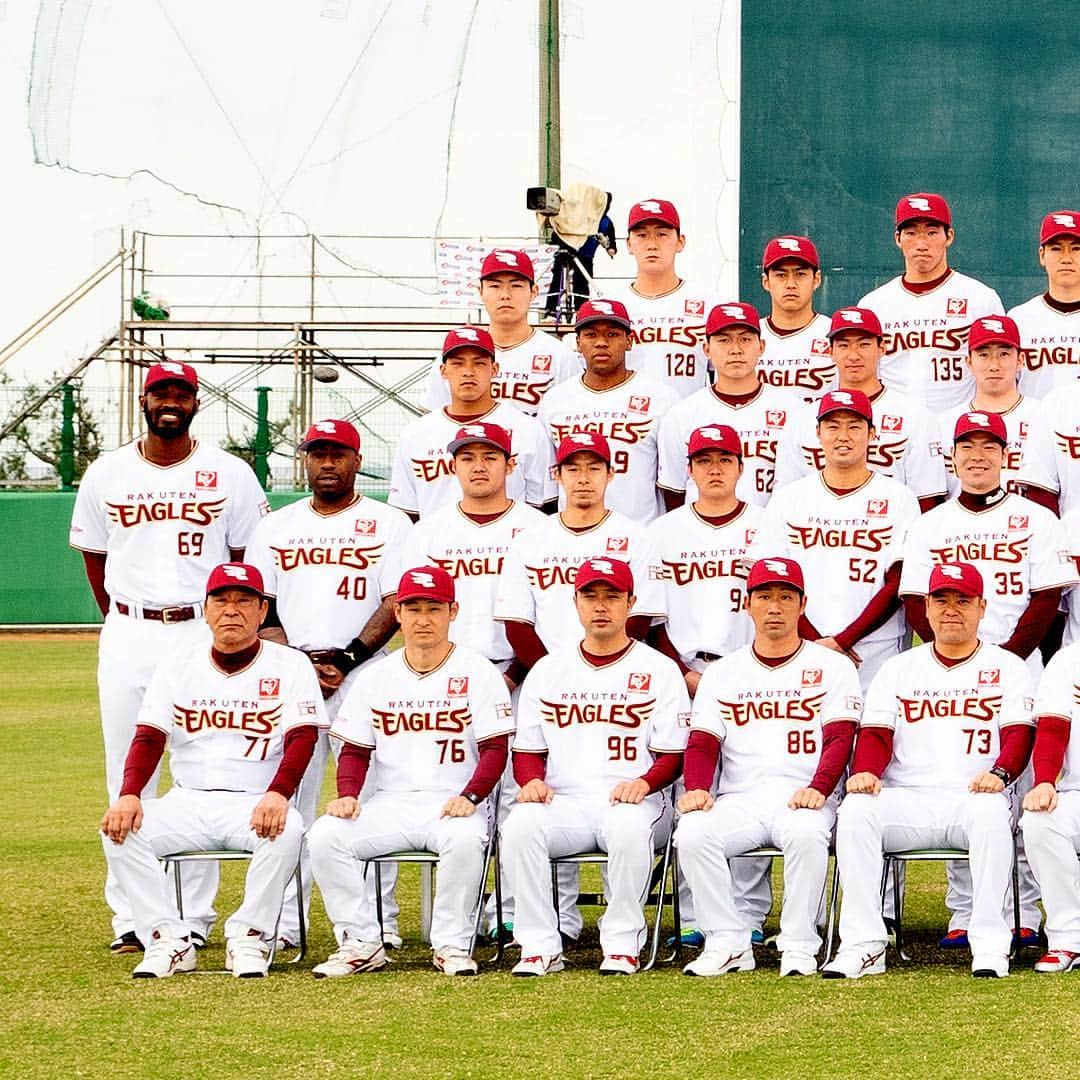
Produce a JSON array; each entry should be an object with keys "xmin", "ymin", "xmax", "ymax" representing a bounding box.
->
[
  {"xmin": 627, "ymin": 614, "xmax": 651, "ymax": 642},
  {"xmin": 683, "ymin": 730, "xmax": 721, "ymax": 791},
  {"xmin": 267, "ymin": 725, "xmax": 318, "ymax": 800},
  {"xmin": 1015, "ymin": 484, "xmax": 1060, "ymax": 516},
  {"xmin": 505, "ymin": 621, "xmax": 548, "ymax": 672},
  {"xmin": 638, "ymin": 752, "xmax": 683, "ymax": 793},
  {"xmin": 336, "ymin": 742, "xmax": 372, "ymax": 799},
  {"xmin": 851, "ymin": 726, "xmax": 893, "ymax": 778},
  {"xmin": 918, "ymin": 494, "xmax": 947, "ymax": 514},
  {"xmin": 461, "ymin": 734, "xmax": 509, "ymax": 801},
  {"xmin": 648, "ymin": 624, "xmax": 691, "ymax": 675},
  {"xmin": 903, "ymin": 594, "xmax": 934, "ymax": 643},
  {"xmin": 1002, "ymin": 588, "xmax": 1063, "ymax": 659},
  {"xmin": 994, "ymin": 724, "xmax": 1035, "ymax": 782},
  {"xmin": 1032, "ymin": 716, "xmax": 1071, "ymax": 787},
  {"xmin": 808, "ymin": 720, "xmax": 857, "ymax": 796},
  {"xmin": 834, "ymin": 565, "xmax": 902, "ymax": 653},
  {"xmin": 512, "ymin": 750, "xmax": 547, "ymax": 787},
  {"xmin": 798, "ymin": 614, "xmax": 821, "ymax": 641},
  {"xmin": 119, "ymin": 726, "xmax": 167, "ymax": 797}
]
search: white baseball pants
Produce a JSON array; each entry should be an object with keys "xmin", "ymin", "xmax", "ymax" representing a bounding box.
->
[
  {"xmin": 1022, "ymin": 791, "xmax": 1080, "ymax": 952},
  {"xmin": 307, "ymin": 791, "xmax": 488, "ymax": 952},
  {"xmin": 501, "ymin": 794, "xmax": 670, "ymax": 959},
  {"xmin": 101, "ymin": 787, "xmax": 302, "ymax": 946}
]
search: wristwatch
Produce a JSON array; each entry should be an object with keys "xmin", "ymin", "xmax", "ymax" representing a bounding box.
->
[
  {"xmin": 989, "ymin": 765, "xmax": 1011, "ymax": 785},
  {"xmin": 463, "ymin": 791, "xmax": 483, "ymax": 805}
]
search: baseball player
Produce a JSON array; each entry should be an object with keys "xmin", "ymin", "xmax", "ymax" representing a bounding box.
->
[
  {"xmin": 607, "ymin": 198, "xmax": 718, "ymax": 399},
  {"xmin": 308, "ymin": 566, "xmax": 514, "ymax": 977},
  {"xmin": 389, "ymin": 327, "xmax": 556, "ymax": 520},
  {"xmin": 941, "ymin": 316, "xmax": 1059, "ymax": 506},
  {"xmin": 70, "ymin": 360, "xmax": 269, "ymax": 952},
  {"xmin": 1012, "ymin": 211, "xmax": 1080, "ymax": 400},
  {"xmin": 424, "ymin": 249, "xmax": 581, "ymax": 415},
  {"xmin": 1063, "ymin": 508, "xmax": 1080, "ymax": 647},
  {"xmin": 244, "ymin": 418, "xmax": 411, "ymax": 947},
  {"xmin": 539, "ymin": 298, "xmax": 677, "ymax": 523},
  {"xmin": 822, "ymin": 562, "xmax": 1034, "ymax": 979},
  {"xmin": 502, "ymin": 557, "xmax": 690, "ymax": 975},
  {"xmin": 1020, "ymin": 637, "xmax": 1080, "ymax": 972},
  {"xmin": 754, "ymin": 390, "xmax": 921, "ymax": 689},
  {"xmin": 676, "ymin": 556, "xmax": 862, "ymax": 976},
  {"xmin": 657, "ymin": 302, "xmax": 807, "ymax": 510},
  {"xmin": 1025, "ymin": 374, "xmax": 1080, "ymax": 518},
  {"xmin": 859, "ymin": 193, "xmax": 1004, "ymax": 411},
  {"xmin": 772, "ymin": 307, "xmax": 948, "ymax": 512},
  {"xmin": 99, "ymin": 562, "xmax": 327, "ymax": 978},
  {"xmin": 758, "ymin": 236, "xmax": 835, "ymax": 403}
]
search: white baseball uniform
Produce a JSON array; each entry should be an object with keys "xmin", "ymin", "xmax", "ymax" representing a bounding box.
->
[
  {"xmin": 388, "ymin": 404, "xmax": 556, "ymax": 518},
  {"xmin": 539, "ymin": 372, "xmax": 678, "ymax": 523},
  {"xmin": 423, "ymin": 329, "xmax": 583, "ymax": 416},
  {"xmin": 606, "ymin": 281, "xmax": 718, "ymax": 398},
  {"xmin": 772, "ymin": 385, "xmax": 948, "ymax": 504},
  {"xmin": 1032, "ymin": 383, "xmax": 1080, "ymax": 515},
  {"xmin": 859, "ymin": 271, "xmax": 1004, "ymax": 411},
  {"xmin": 646, "ymin": 503, "xmax": 761, "ymax": 669},
  {"xmin": 677, "ymin": 641, "xmax": 862, "ymax": 958},
  {"xmin": 494, "ymin": 511, "xmax": 664, "ymax": 650},
  {"xmin": 503, "ymin": 640, "xmax": 690, "ymax": 957},
  {"xmin": 70, "ymin": 439, "xmax": 268, "ymax": 937},
  {"xmin": 101, "ymin": 638, "xmax": 328, "ymax": 949},
  {"xmin": 1063, "ymin": 509, "xmax": 1080, "ymax": 647},
  {"xmin": 759, "ymin": 314, "xmax": 836, "ymax": 404},
  {"xmin": 1011, "ymin": 294, "xmax": 1080, "ymax": 400},
  {"xmin": 657, "ymin": 382, "xmax": 807, "ymax": 507},
  {"xmin": 834, "ymin": 642, "xmax": 1033, "ymax": 961},
  {"xmin": 308, "ymin": 645, "xmax": 514, "ymax": 952},
  {"xmin": 1021, "ymin": 642, "xmax": 1080, "ymax": 952}
]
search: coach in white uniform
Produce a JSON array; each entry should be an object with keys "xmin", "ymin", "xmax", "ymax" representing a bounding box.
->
[
  {"xmin": 100, "ymin": 562, "xmax": 327, "ymax": 978},
  {"xmin": 823, "ymin": 562, "xmax": 1034, "ymax": 979},
  {"xmin": 72, "ymin": 360, "xmax": 268, "ymax": 951}
]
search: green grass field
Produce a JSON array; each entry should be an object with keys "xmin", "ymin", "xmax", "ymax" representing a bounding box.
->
[{"xmin": 3, "ymin": 636, "xmax": 1078, "ymax": 1079}]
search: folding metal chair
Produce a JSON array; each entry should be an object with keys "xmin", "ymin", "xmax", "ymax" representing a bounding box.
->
[
  {"xmin": 548, "ymin": 828, "xmax": 679, "ymax": 971},
  {"xmin": 161, "ymin": 849, "xmax": 306, "ymax": 967}
]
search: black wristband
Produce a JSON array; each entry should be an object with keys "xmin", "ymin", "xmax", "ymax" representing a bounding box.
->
[
  {"xmin": 462, "ymin": 791, "xmax": 483, "ymax": 805},
  {"xmin": 340, "ymin": 639, "xmax": 375, "ymax": 674},
  {"xmin": 990, "ymin": 765, "xmax": 1011, "ymax": 785}
]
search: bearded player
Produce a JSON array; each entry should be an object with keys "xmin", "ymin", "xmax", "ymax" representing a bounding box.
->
[
  {"xmin": 308, "ymin": 566, "xmax": 514, "ymax": 977},
  {"xmin": 676, "ymin": 556, "xmax": 862, "ymax": 977},
  {"xmin": 100, "ymin": 563, "xmax": 327, "ymax": 978},
  {"xmin": 823, "ymin": 562, "xmax": 1034, "ymax": 979},
  {"xmin": 71, "ymin": 360, "xmax": 268, "ymax": 952},
  {"xmin": 859, "ymin": 193, "xmax": 1004, "ymax": 411},
  {"xmin": 424, "ymin": 249, "xmax": 581, "ymax": 415},
  {"xmin": 502, "ymin": 557, "xmax": 690, "ymax": 976}
]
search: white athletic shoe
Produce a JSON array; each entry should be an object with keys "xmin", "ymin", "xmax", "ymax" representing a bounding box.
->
[
  {"xmin": 382, "ymin": 931, "xmax": 404, "ymax": 950},
  {"xmin": 820, "ymin": 945, "xmax": 886, "ymax": 979},
  {"xmin": 312, "ymin": 935, "xmax": 388, "ymax": 978},
  {"xmin": 1035, "ymin": 949, "xmax": 1080, "ymax": 973},
  {"xmin": 512, "ymin": 954, "xmax": 565, "ymax": 977},
  {"xmin": 682, "ymin": 947, "xmax": 756, "ymax": 977},
  {"xmin": 779, "ymin": 952, "xmax": 818, "ymax": 976},
  {"xmin": 131, "ymin": 931, "xmax": 196, "ymax": 979},
  {"xmin": 433, "ymin": 947, "xmax": 478, "ymax": 976},
  {"xmin": 226, "ymin": 930, "xmax": 270, "ymax": 978},
  {"xmin": 599, "ymin": 954, "xmax": 640, "ymax": 976},
  {"xmin": 971, "ymin": 954, "xmax": 1009, "ymax": 978}
]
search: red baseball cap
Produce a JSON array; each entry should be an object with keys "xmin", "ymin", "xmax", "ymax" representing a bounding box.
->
[
  {"xmin": 576, "ymin": 298, "xmax": 633, "ymax": 331},
  {"xmin": 828, "ymin": 307, "xmax": 884, "ymax": 339},
  {"xmin": 928, "ymin": 561, "xmax": 984, "ymax": 598},
  {"xmin": 705, "ymin": 302, "xmax": 761, "ymax": 337},
  {"xmin": 687, "ymin": 424, "xmax": 743, "ymax": 459},
  {"xmin": 628, "ymin": 198, "xmax": 680, "ymax": 232},
  {"xmin": 446, "ymin": 422, "xmax": 512, "ymax": 456},
  {"xmin": 480, "ymin": 249, "xmax": 535, "ymax": 282},
  {"xmin": 762, "ymin": 235, "xmax": 820, "ymax": 270},
  {"xmin": 953, "ymin": 410, "xmax": 1008, "ymax": 446},
  {"xmin": 746, "ymin": 557, "xmax": 805, "ymax": 594},
  {"xmin": 555, "ymin": 430, "xmax": 612, "ymax": 465},
  {"xmin": 442, "ymin": 327, "xmax": 495, "ymax": 360},
  {"xmin": 968, "ymin": 315, "xmax": 1021, "ymax": 352},
  {"xmin": 1040, "ymin": 211, "xmax": 1080, "ymax": 245},
  {"xmin": 206, "ymin": 562, "xmax": 264, "ymax": 597},
  {"xmin": 299, "ymin": 419, "xmax": 360, "ymax": 452},
  {"xmin": 896, "ymin": 193, "xmax": 952, "ymax": 228},
  {"xmin": 817, "ymin": 389, "xmax": 873, "ymax": 424},
  {"xmin": 573, "ymin": 556, "xmax": 634, "ymax": 594},
  {"xmin": 396, "ymin": 566, "xmax": 456, "ymax": 604},
  {"xmin": 144, "ymin": 360, "xmax": 198, "ymax": 393}
]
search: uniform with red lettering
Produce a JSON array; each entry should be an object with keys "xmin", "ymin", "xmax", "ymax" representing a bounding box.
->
[
  {"xmin": 71, "ymin": 361, "xmax": 268, "ymax": 951},
  {"xmin": 1062, "ymin": 507, "xmax": 1080, "ymax": 647},
  {"xmin": 823, "ymin": 562, "xmax": 1034, "ymax": 979},
  {"xmin": 859, "ymin": 193, "xmax": 1004, "ymax": 411},
  {"xmin": 540, "ymin": 299, "xmax": 677, "ymax": 523},
  {"xmin": 390, "ymin": 328, "xmax": 556, "ymax": 519},
  {"xmin": 99, "ymin": 563, "xmax": 327, "ymax": 978},
  {"xmin": 424, "ymin": 249, "xmax": 581, "ymax": 415},
  {"xmin": 1029, "ymin": 382, "xmax": 1080, "ymax": 516}
]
